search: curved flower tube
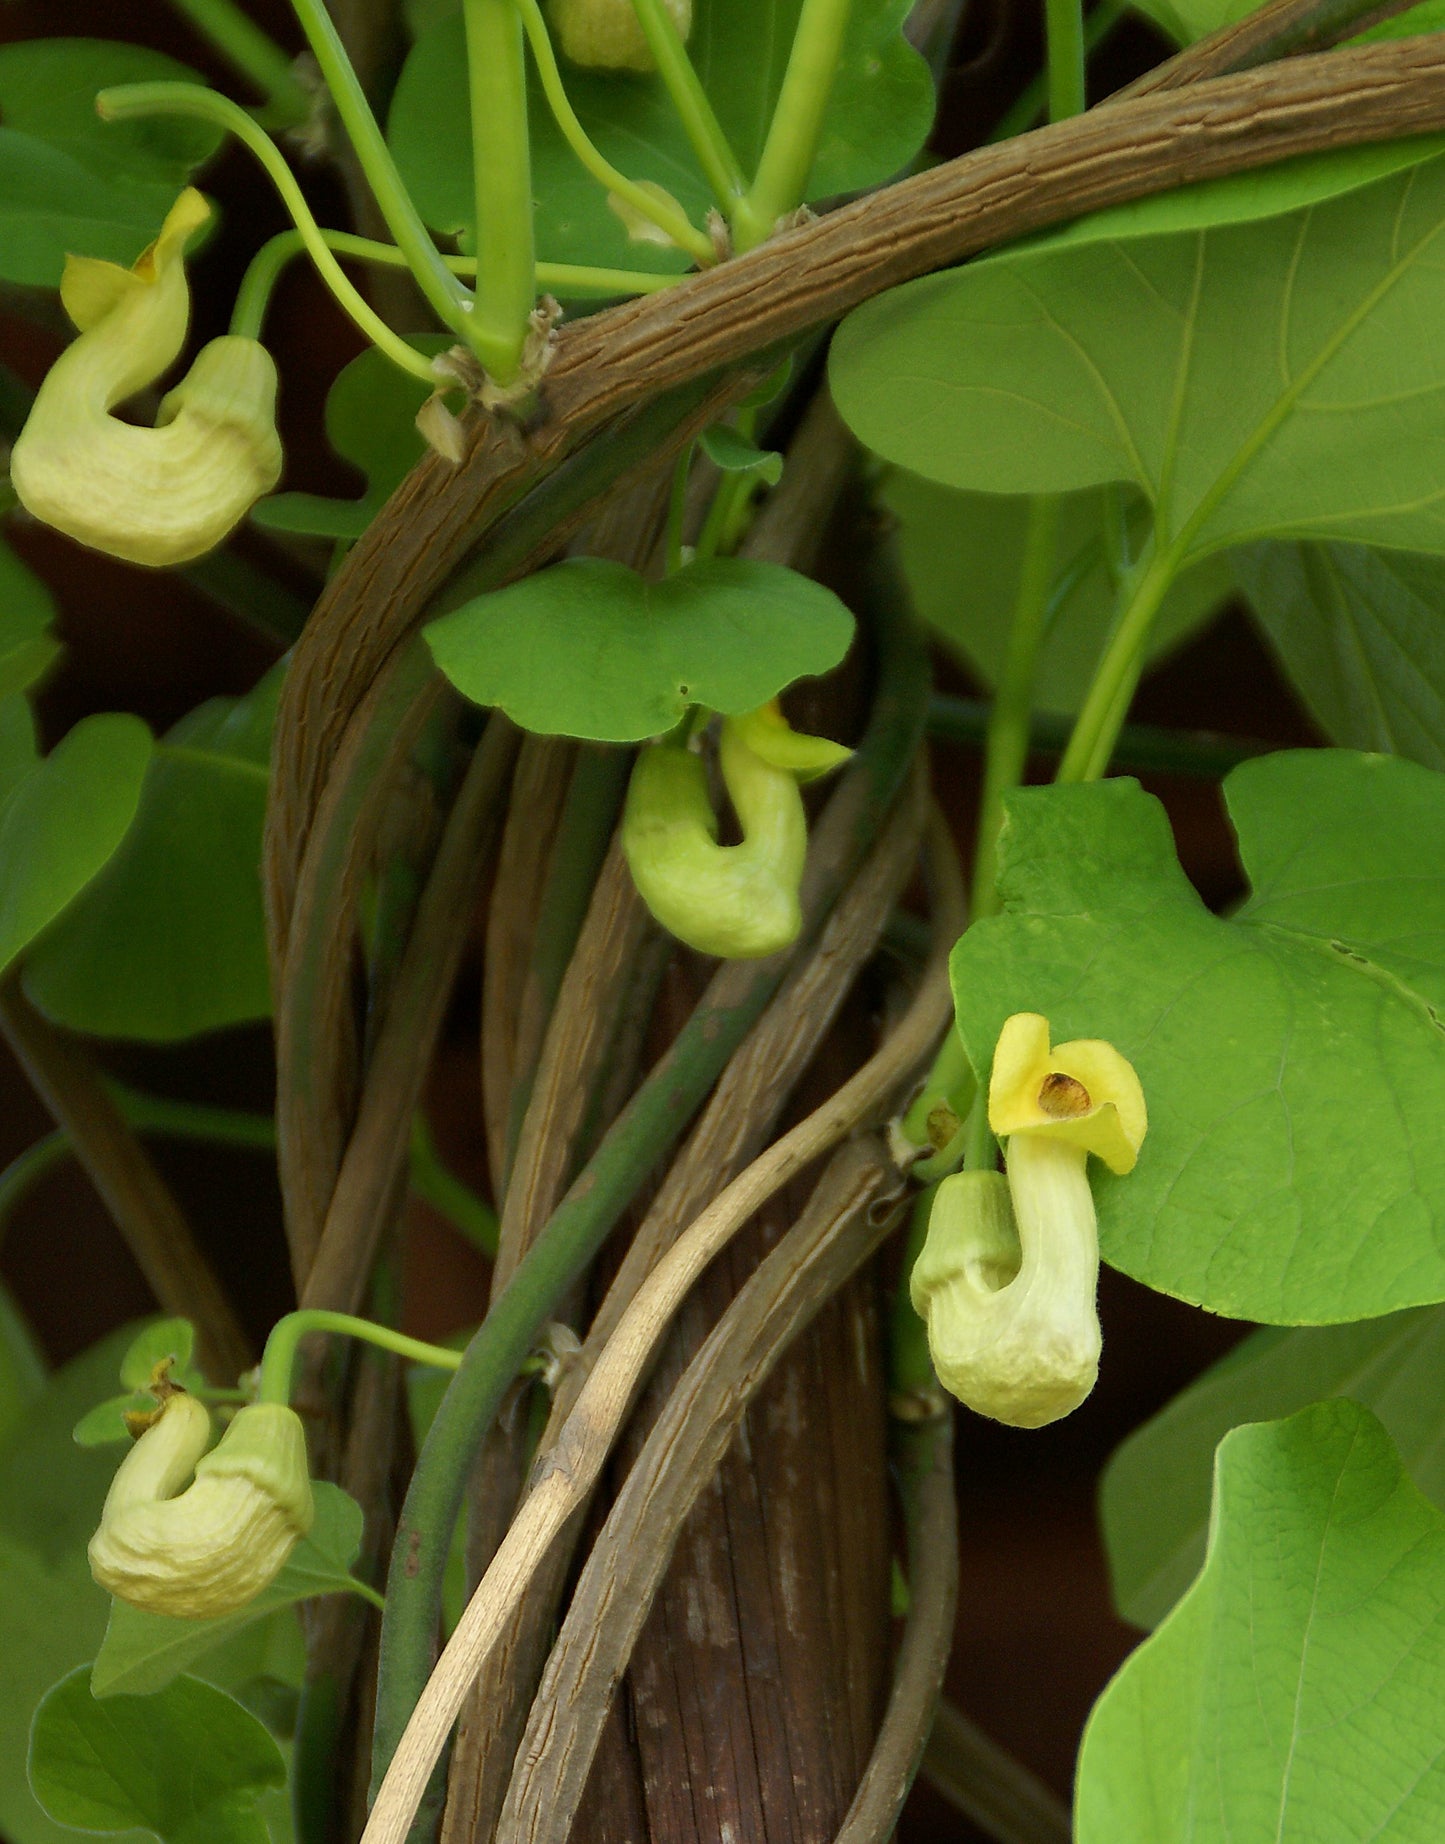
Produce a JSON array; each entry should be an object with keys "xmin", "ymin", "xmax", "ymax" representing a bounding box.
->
[
  {"xmin": 88, "ymin": 1393, "xmax": 314, "ymax": 1618},
  {"xmin": 548, "ymin": 0, "xmax": 691, "ymax": 70},
  {"xmin": 10, "ymin": 189, "xmax": 283, "ymax": 567},
  {"xmin": 911, "ymin": 1013, "xmax": 1147, "ymax": 1427},
  {"xmin": 622, "ymin": 711, "xmax": 826, "ymax": 959}
]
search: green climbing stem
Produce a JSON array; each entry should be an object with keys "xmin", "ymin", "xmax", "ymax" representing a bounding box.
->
[
  {"xmin": 515, "ymin": 0, "xmax": 716, "ymax": 265},
  {"xmin": 1056, "ymin": 541, "xmax": 1181, "ymax": 784},
  {"xmin": 257, "ymin": 1310, "xmax": 463, "ymax": 1407},
  {"xmin": 165, "ymin": 0, "xmax": 311, "ymax": 124},
  {"xmin": 285, "ymin": 0, "xmax": 476, "ymax": 338},
  {"xmin": 627, "ymin": 0, "xmax": 747, "ymax": 211},
  {"xmin": 463, "ymin": 0, "xmax": 537, "ymax": 383},
  {"xmin": 734, "ymin": 0, "xmax": 853, "ymax": 251},
  {"xmin": 97, "ymin": 84, "xmax": 436, "ymax": 384},
  {"xmin": 1045, "ymin": 0, "xmax": 1087, "ymax": 121}
]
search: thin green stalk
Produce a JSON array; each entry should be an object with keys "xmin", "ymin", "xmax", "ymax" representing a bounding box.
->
[
  {"xmin": 666, "ymin": 445, "xmax": 693, "ymax": 573},
  {"xmin": 1045, "ymin": 0, "xmax": 1088, "ymax": 121},
  {"xmin": 110, "ymin": 1084, "xmax": 277, "ymax": 1149},
  {"xmin": 627, "ymin": 0, "xmax": 747, "ymax": 209},
  {"xmin": 372, "ymin": 597, "xmax": 931, "ymax": 1788},
  {"xmin": 1056, "ymin": 541, "xmax": 1181, "ymax": 783},
  {"xmin": 971, "ymin": 495, "xmax": 1058, "ymax": 918},
  {"xmin": 734, "ymin": 0, "xmax": 853, "ymax": 251},
  {"xmin": 888, "ymin": 1187, "xmax": 940, "ymax": 1410},
  {"xmin": 927, "ymin": 695, "xmax": 1267, "ymax": 779},
  {"xmin": 410, "ymin": 1116, "xmax": 499, "ymax": 1257},
  {"xmin": 694, "ymin": 406, "xmax": 764, "ymax": 560},
  {"xmin": 230, "ymin": 227, "xmax": 678, "ymax": 341},
  {"xmin": 165, "ymin": 0, "xmax": 311, "ymax": 123},
  {"xmin": 98, "ymin": 84, "xmax": 436, "ymax": 384},
  {"xmin": 463, "ymin": 0, "xmax": 536, "ymax": 383},
  {"xmin": 0, "ymin": 1131, "xmax": 69, "ymax": 1251},
  {"xmin": 962, "ymin": 1090, "xmax": 995, "ymax": 1171},
  {"xmin": 257, "ymin": 1308, "xmax": 464, "ymax": 1406},
  {"xmin": 988, "ymin": 0, "xmax": 1126, "ymax": 140},
  {"xmin": 285, "ymin": 0, "xmax": 476, "ymax": 337},
  {"xmin": 514, "ymin": 0, "xmax": 716, "ymax": 265},
  {"xmin": 182, "ymin": 548, "xmax": 311, "ymax": 648}
]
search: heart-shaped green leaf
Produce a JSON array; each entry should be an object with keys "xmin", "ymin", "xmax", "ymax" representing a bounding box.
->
[
  {"xmin": 0, "ymin": 703, "xmax": 151, "ymax": 980},
  {"xmin": 832, "ymin": 151, "xmax": 1445, "ymax": 565},
  {"xmin": 90, "ymin": 1483, "xmax": 367, "ymax": 1698},
  {"xmin": 23, "ymin": 679, "xmax": 274, "ymax": 1040},
  {"xmin": 881, "ymin": 472, "xmax": 1230, "ymax": 714},
  {"xmin": 118, "ymin": 1318, "xmax": 197, "ymax": 1391},
  {"xmin": 1102, "ymin": 1307, "xmax": 1445, "ymax": 1628},
  {"xmin": 425, "ymin": 556, "xmax": 855, "ymax": 741},
  {"xmin": 389, "ymin": 0, "xmax": 932, "ymax": 273},
  {"xmin": 0, "ymin": 40, "xmax": 221, "ymax": 287},
  {"xmin": 952, "ymin": 751, "xmax": 1445, "ymax": 1323},
  {"xmin": 1078, "ymin": 1401, "xmax": 1445, "ymax": 1842},
  {"xmin": 1238, "ymin": 542, "xmax": 1445, "ymax": 771},
  {"xmin": 29, "ymin": 1668, "xmax": 284, "ymax": 1844}
]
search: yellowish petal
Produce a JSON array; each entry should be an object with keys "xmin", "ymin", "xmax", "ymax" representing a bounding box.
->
[{"xmin": 987, "ymin": 1010, "xmax": 1147, "ymax": 1173}]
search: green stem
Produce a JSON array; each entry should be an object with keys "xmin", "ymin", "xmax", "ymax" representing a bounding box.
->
[
  {"xmin": 409, "ymin": 1116, "xmax": 499, "ymax": 1257},
  {"xmin": 108, "ymin": 1083, "xmax": 278, "ymax": 1150},
  {"xmin": 627, "ymin": 0, "xmax": 747, "ymax": 209},
  {"xmin": 734, "ymin": 0, "xmax": 853, "ymax": 252},
  {"xmin": 165, "ymin": 0, "xmax": 311, "ymax": 124},
  {"xmin": 1045, "ymin": 0, "xmax": 1088, "ymax": 121},
  {"xmin": 284, "ymin": 0, "xmax": 476, "ymax": 338},
  {"xmin": 514, "ymin": 0, "xmax": 716, "ymax": 265},
  {"xmin": 927, "ymin": 695, "xmax": 1267, "ymax": 779},
  {"xmin": 666, "ymin": 445, "xmax": 693, "ymax": 574},
  {"xmin": 373, "ymin": 596, "xmax": 930, "ymax": 1789},
  {"xmin": 693, "ymin": 406, "xmax": 762, "ymax": 560},
  {"xmin": 988, "ymin": 0, "xmax": 1125, "ymax": 142},
  {"xmin": 971, "ymin": 495, "xmax": 1058, "ymax": 918},
  {"xmin": 230, "ymin": 227, "xmax": 677, "ymax": 341},
  {"xmin": 257, "ymin": 1309, "xmax": 464, "ymax": 1406},
  {"xmin": 98, "ymin": 84, "xmax": 437, "ymax": 384},
  {"xmin": 463, "ymin": 0, "xmax": 536, "ymax": 383},
  {"xmin": 888, "ymin": 1186, "xmax": 940, "ymax": 1409},
  {"xmin": 1056, "ymin": 541, "xmax": 1180, "ymax": 783}
]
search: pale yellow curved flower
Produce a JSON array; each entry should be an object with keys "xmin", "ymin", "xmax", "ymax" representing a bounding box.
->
[
  {"xmin": 911, "ymin": 1014, "xmax": 1147, "ymax": 1428},
  {"xmin": 11, "ymin": 189, "xmax": 282, "ymax": 567},
  {"xmin": 88, "ymin": 1393, "xmax": 314, "ymax": 1619}
]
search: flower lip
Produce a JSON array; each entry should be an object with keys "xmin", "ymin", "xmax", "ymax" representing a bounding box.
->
[{"xmin": 988, "ymin": 1011, "xmax": 1146, "ymax": 1174}]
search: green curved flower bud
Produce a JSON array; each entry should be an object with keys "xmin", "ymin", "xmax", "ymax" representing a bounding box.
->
[
  {"xmin": 727, "ymin": 700, "xmax": 853, "ymax": 782},
  {"xmin": 623, "ymin": 717, "xmax": 807, "ymax": 959},
  {"xmin": 10, "ymin": 189, "xmax": 282, "ymax": 567},
  {"xmin": 548, "ymin": 0, "xmax": 691, "ymax": 71},
  {"xmin": 88, "ymin": 1395, "xmax": 314, "ymax": 1618}
]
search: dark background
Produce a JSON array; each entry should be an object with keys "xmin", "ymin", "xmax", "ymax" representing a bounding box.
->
[{"xmin": 0, "ymin": 0, "xmax": 1325, "ymax": 1833}]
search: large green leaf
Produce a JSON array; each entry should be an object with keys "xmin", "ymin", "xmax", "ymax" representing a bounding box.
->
[
  {"xmin": 1237, "ymin": 542, "xmax": 1445, "ymax": 771},
  {"xmin": 0, "ymin": 40, "xmax": 221, "ymax": 287},
  {"xmin": 91, "ymin": 1483, "xmax": 367, "ymax": 1697},
  {"xmin": 425, "ymin": 556, "xmax": 855, "ymax": 740},
  {"xmin": 252, "ymin": 342, "xmax": 445, "ymax": 540},
  {"xmin": 0, "ymin": 540, "xmax": 60, "ymax": 701},
  {"xmin": 951, "ymin": 751, "xmax": 1445, "ymax": 1323},
  {"xmin": 1077, "ymin": 1401, "xmax": 1445, "ymax": 1842},
  {"xmin": 881, "ymin": 472, "xmax": 1230, "ymax": 714},
  {"xmin": 23, "ymin": 682, "xmax": 273, "ymax": 1040},
  {"xmin": 832, "ymin": 153, "xmax": 1445, "ymax": 565},
  {"xmin": 1103, "ymin": 1308, "xmax": 1445, "ymax": 1628},
  {"xmin": 29, "ymin": 1668, "xmax": 284, "ymax": 1844},
  {"xmin": 389, "ymin": 0, "xmax": 932, "ymax": 273},
  {"xmin": 0, "ymin": 1325, "xmax": 144, "ymax": 1844},
  {"xmin": 0, "ymin": 703, "xmax": 152, "ymax": 979}
]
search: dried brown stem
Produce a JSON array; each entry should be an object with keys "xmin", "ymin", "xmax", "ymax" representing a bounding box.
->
[
  {"xmin": 499, "ymin": 1136, "xmax": 907, "ymax": 1844},
  {"xmin": 301, "ymin": 717, "xmax": 520, "ymax": 1312},
  {"xmin": 834, "ymin": 1414, "xmax": 957, "ymax": 1844},
  {"xmin": 0, "ymin": 981, "xmax": 251, "ymax": 1381}
]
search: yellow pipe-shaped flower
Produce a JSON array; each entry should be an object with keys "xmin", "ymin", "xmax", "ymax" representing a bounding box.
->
[
  {"xmin": 88, "ymin": 1392, "xmax": 314, "ymax": 1618},
  {"xmin": 548, "ymin": 0, "xmax": 691, "ymax": 71},
  {"xmin": 10, "ymin": 189, "xmax": 282, "ymax": 567},
  {"xmin": 623, "ymin": 706, "xmax": 847, "ymax": 959},
  {"xmin": 911, "ymin": 1013, "xmax": 1146, "ymax": 1427}
]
